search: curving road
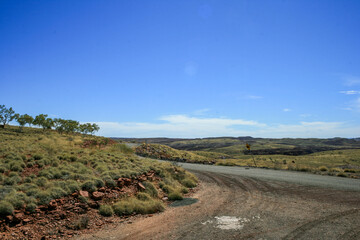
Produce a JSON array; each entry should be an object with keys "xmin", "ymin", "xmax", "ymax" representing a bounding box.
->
[
  {"xmin": 78, "ymin": 162, "xmax": 360, "ymax": 240},
  {"xmin": 177, "ymin": 162, "xmax": 360, "ymax": 192}
]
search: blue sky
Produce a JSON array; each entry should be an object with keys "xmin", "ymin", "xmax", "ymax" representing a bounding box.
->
[{"xmin": 1, "ymin": 0, "xmax": 360, "ymax": 138}]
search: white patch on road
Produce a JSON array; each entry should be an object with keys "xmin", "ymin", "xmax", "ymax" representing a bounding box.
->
[{"xmin": 202, "ymin": 215, "xmax": 260, "ymax": 230}]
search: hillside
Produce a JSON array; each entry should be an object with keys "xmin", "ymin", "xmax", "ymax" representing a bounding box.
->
[
  {"xmin": 130, "ymin": 140, "xmax": 360, "ymax": 179},
  {"xmin": 115, "ymin": 136, "xmax": 360, "ymax": 156},
  {"xmin": 0, "ymin": 126, "xmax": 197, "ymax": 239}
]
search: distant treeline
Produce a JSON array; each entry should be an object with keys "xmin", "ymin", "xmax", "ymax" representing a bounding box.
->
[{"xmin": 0, "ymin": 104, "xmax": 99, "ymax": 135}]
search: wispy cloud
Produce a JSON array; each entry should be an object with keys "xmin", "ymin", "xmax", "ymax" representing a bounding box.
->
[
  {"xmin": 244, "ymin": 95, "xmax": 263, "ymax": 100},
  {"xmin": 193, "ymin": 108, "xmax": 210, "ymax": 116},
  {"xmin": 340, "ymin": 90, "xmax": 360, "ymax": 95},
  {"xmin": 94, "ymin": 115, "xmax": 359, "ymax": 138},
  {"xmin": 344, "ymin": 76, "xmax": 360, "ymax": 86},
  {"xmin": 283, "ymin": 108, "xmax": 291, "ymax": 112},
  {"xmin": 95, "ymin": 115, "xmax": 265, "ymax": 138}
]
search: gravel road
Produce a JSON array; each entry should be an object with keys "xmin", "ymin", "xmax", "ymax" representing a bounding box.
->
[
  {"xmin": 78, "ymin": 163, "xmax": 360, "ymax": 240},
  {"xmin": 177, "ymin": 162, "xmax": 360, "ymax": 192}
]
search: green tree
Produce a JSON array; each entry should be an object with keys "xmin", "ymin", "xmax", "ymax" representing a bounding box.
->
[
  {"xmin": 0, "ymin": 105, "xmax": 16, "ymax": 128},
  {"xmin": 90, "ymin": 123, "xmax": 100, "ymax": 135},
  {"xmin": 34, "ymin": 114, "xmax": 53, "ymax": 131},
  {"xmin": 15, "ymin": 114, "xmax": 27, "ymax": 131},
  {"xmin": 53, "ymin": 118, "xmax": 65, "ymax": 134},
  {"xmin": 63, "ymin": 120, "xmax": 79, "ymax": 134},
  {"xmin": 23, "ymin": 114, "xmax": 34, "ymax": 127}
]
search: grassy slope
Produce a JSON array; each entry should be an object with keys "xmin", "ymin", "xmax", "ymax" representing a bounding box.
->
[{"xmin": 0, "ymin": 126, "xmax": 197, "ymax": 217}]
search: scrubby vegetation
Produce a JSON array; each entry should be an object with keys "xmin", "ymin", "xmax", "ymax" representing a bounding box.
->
[
  {"xmin": 0, "ymin": 125, "xmax": 198, "ymax": 225},
  {"xmin": 135, "ymin": 143, "xmax": 213, "ymax": 163}
]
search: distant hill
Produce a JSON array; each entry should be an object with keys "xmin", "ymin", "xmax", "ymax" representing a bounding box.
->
[{"xmin": 112, "ymin": 136, "xmax": 360, "ymax": 156}]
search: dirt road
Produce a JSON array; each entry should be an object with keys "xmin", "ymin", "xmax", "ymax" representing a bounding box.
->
[{"xmin": 78, "ymin": 164, "xmax": 360, "ymax": 240}]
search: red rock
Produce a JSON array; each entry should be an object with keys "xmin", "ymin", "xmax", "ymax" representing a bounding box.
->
[
  {"xmin": 15, "ymin": 213, "xmax": 24, "ymax": 220},
  {"xmin": 49, "ymin": 200, "xmax": 57, "ymax": 209},
  {"xmin": 137, "ymin": 182, "xmax": 146, "ymax": 190},
  {"xmin": 23, "ymin": 219, "xmax": 31, "ymax": 224},
  {"xmin": 123, "ymin": 178, "xmax": 132, "ymax": 186},
  {"xmin": 79, "ymin": 190, "xmax": 89, "ymax": 198},
  {"xmin": 98, "ymin": 187, "xmax": 106, "ymax": 192},
  {"xmin": 92, "ymin": 191, "xmax": 105, "ymax": 200},
  {"xmin": 5, "ymin": 215, "xmax": 13, "ymax": 222}
]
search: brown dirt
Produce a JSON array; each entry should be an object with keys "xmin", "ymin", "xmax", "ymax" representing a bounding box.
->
[{"xmin": 76, "ymin": 170, "xmax": 360, "ymax": 240}]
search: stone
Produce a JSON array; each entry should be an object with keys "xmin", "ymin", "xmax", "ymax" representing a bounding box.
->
[
  {"xmin": 98, "ymin": 187, "xmax": 106, "ymax": 192},
  {"xmin": 92, "ymin": 191, "xmax": 105, "ymax": 200},
  {"xmin": 137, "ymin": 182, "xmax": 146, "ymax": 190},
  {"xmin": 79, "ymin": 190, "xmax": 89, "ymax": 198},
  {"xmin": 23, "ymin": 219, "xmax": 31, "ymax": 224},
  {"xmin": 5, "ymin": 215, "xmax": 13, "ymax": 222},
  {"xmin": 49, "ymin": 200, "xmax": 57, "ymax": 210}
]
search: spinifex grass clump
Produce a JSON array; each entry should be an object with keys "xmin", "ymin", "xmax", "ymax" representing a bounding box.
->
[{"xmin": 0, "ymin": 126, "xmax": 198, "ymax": 216}]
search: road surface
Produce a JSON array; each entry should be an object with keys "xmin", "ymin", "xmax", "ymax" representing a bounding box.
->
[{"xmin": 78, "ymin": 162, "xmax": 360, "ymax": 240}]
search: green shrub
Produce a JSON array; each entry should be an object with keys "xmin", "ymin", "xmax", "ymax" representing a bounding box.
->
[
  {"xmin": 81, "ymin": 180, "xmax": 97, "ymax": 192},
  {"xmin": 337, "ymin": 172, "xmax": 348, "ymax": 177},
  {"xmin": 48, "ymin": 187, "xmax": 67, "ymax": 199},
  {"xmin": 136, "ymin": 192, "xmax": 151, "ymax": 201},
  {"xmin": 142, "ymin": 182, "xmax": 158, "ymax": 197},
  {"xmin": 33, "ymin": 154, "xmax": 43, "ymax": 160},
  {"xmin": 78, "ymin": 196, "xmax": 88, "ymax": 203},
  {"xmin": 319, "ymin": 166, "xmax": 328, "ymax": 172},
  {"xmin": 4, "ymin": 176, "xmax": 20, "ymax": 185},
  {"xmin": 4, "ymin": 192, "xmax": 28, "ymax": 209},
  {"xmin": 67, "ymin": 180, "xmax": 80, "ymax": 193},
  {"xmin": 113, "ymin": 198, "xmax": 164, "ymax": 216},
  {"xmin": 99, "ymin": 205, "xmax": 114, "ymax": 217},
  {"xmin": 344, "ymin": 169, "xmax": 356, "ymax": 173},
  {"xmin": 104, "ymin": 179, "xmax": 116, "ymax": 188},
  {"xmin": 9, "ymin": 163, "xmax": 23, "ymax": 172},
  {"xmin": 0, "ymin": 201, "xmax": 14, "ymax": 216},
  {"xmin": 35, "ymin": 177, "xmax": 48, "ymax": 187},
  {"xmin": 117, "ymin": 144, "xmax": 134, "ymax": 154},
  {"xmin": 160, "ymin": 184, "xmax": 174, "ymax": 194},
  {"xmin": 181, "ymin": 179, "xmax": 197, "ymax": 188},
  {"xmin": 113, "ymin": 201, "xmax": 134, "ymax": 216},
  {"xmin": 94, "ymin": 178, "xmax": 105, "ymax": 188},
  {"xmin": 168, "ymin": 191, "xmax": 183, "ymax": 200},
  {"xmin": 71, "ymin": 216, "xmax": 89, "ymax": 230},
  {"xmin": 36, "ymin": 191, "xmax": 52, "ymax": 205},
  {"xmin": 26, "ymin": 203, "xmax": 37, "ymax": 213}
]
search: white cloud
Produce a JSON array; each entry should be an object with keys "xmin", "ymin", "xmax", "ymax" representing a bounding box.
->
[
  {"xmin": 244, "ymin": 95, "xmax": 263, "ymax": 100},
  {"xmin": 193, "ymin": 108, "xmax": 210, "ymax": 116},
  {"xmin": 300, "ymin": 113, "xmax": 311, "ymax": 118},
  {"xmin": 283, "ymin": 108, "xmax": 291, "ymax": 112},
  {"xmin": 344, "ymin": 76, "xmax": 360, "ymax": 86},
  {"xmin": 94, "ymin": 115, "xmax": 360, "ymax": 138},
  {"xmin": 340, "ymin": 90, "xmax": 360, "ymax": 95}
]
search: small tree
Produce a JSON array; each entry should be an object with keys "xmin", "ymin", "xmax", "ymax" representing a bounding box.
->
[
  {"xmin": 33, "ymin": 114, "xmax": 48, "ymax": 129},
  {"xmin": 23, "ymin": 114, "xmax": 34, "ymax": 127},
  {"xmin": 34, "ymin": 114, "xmax": 53, "ymax": 131},
  {"xmin": 53, "ymin": 118, "xmax": 65, "ymax": 134},
  {"xmin": 0, "ymin": 105, "xmax": 16, "ymax": 128},
  {"xmin": 63, "ymin": 120, "xmax": 79, "ymax": 134},
  {"xmin": 90, "ymin": 123, "xmax": 100, "ymax": 135},
  {"xmin": 15, "ymin": 114, "xmax": 27, "ymax": 131},
  {"xmin": 78, "ymin": 123, "xmax": 89, "ymax": 135}
]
